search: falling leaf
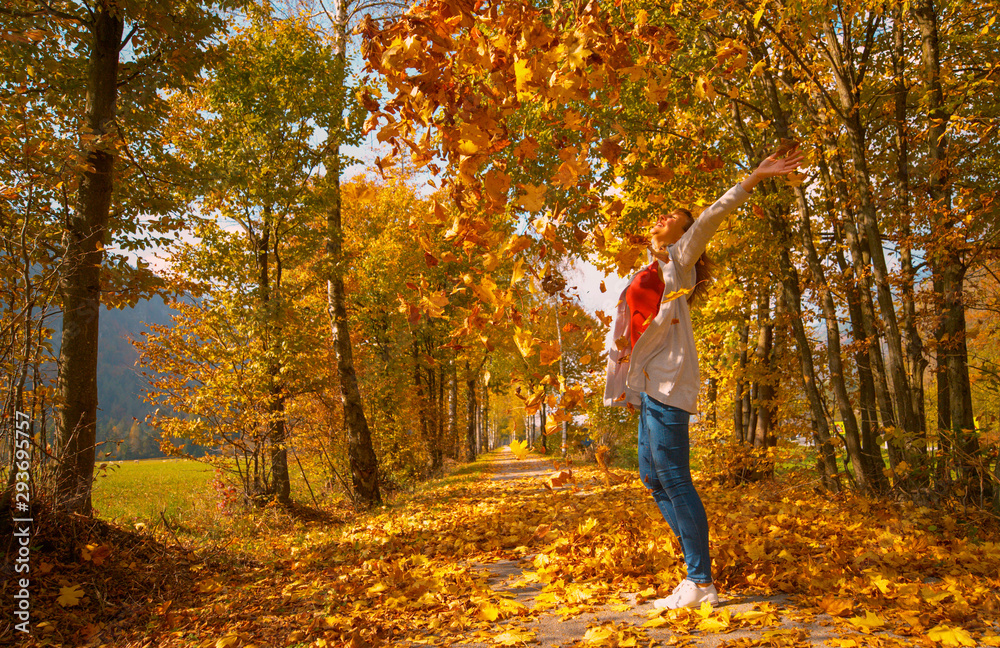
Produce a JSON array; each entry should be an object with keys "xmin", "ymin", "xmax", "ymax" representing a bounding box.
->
[
  {"xmin": 754, "ymin": 5, "xmax": 766, "ymax": 27},
  {"xmin": 661, "ymin": 288, "xmax": 692, "ymax": 304},
  {"xmin": 784, "ymin": 171, "xmax": 807, "ymax": 187},
  {"xmin": 516, "ymin": 183, "xmax": 547, "ymax": 212},
  {"xmin": 513, "ymin": 326, "xmax": 537, "ymax": 359},
  {"xmin": 774, "ymin": 137, "xmax": 800, "ymax": 156},
  {"xmin": 539, "ymin": 343, "xmax": 561, "ymax": 366},
  {"xmin": 509, "ymin": 439, "xmax": 531, "ymax": 460},
  {"xmin": 694, "ymin": 75, "xmax": 718, "ymax": 101},
  {"xmin": 547, "ymin": 469, "xmax": 573, "ymax": 489}
]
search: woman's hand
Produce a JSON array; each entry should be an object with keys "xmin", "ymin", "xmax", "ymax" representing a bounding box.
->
[{"xmin": 740, "ymin": 146, "xmax": 805, "ymax": 192}]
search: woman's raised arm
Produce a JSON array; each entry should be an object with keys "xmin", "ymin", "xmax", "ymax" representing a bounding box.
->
[{"xmin": 672, "ymin": 147, "xmax": 804, "ymax": 268}]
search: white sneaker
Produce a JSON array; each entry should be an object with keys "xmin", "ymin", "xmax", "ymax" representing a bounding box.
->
[{"xmin": 652, "ymin": 579, "xmax": 719, "ymax": 610}]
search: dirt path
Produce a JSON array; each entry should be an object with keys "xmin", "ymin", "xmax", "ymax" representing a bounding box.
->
[{"xmin": 462, "ymin": 446, "xmax": 842, "ymax": 648}]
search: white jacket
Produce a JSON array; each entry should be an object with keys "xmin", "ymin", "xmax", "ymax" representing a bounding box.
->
[{"xmin": 603, "ymin": 183, "xmax": 752, "ymax": 414}]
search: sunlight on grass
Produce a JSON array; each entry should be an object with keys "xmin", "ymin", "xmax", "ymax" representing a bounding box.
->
[{"xmin": 92, "ymin": 458, "xmax": 216, "ymax": 528}]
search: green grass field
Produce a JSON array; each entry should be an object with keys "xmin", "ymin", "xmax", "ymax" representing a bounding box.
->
[
  {"xmin": 91, "ymin": 458, "xmax": 216, "ymax": 529},
  {"xmin": 89, "ymin": 454, "xmax": 496, "ymax": 556}
]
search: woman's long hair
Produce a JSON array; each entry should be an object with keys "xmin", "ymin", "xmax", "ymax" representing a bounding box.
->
[{"xmin": 677, "ymin": 208, "xmax": 715, "ymax": 305}]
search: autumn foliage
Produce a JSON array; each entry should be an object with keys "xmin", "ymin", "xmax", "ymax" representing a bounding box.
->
[{"xmin": 3, "ymin": 0, "xmax": 1000, "ymax": 645}]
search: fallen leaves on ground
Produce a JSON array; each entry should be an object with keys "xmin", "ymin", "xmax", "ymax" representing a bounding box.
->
[{"xmin": 18, "ymin": 450, "xmax": 1000, "ymax": 647}]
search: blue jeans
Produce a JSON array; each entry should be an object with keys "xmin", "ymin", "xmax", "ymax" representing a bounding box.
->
[{"xmin": 638, "ymin": 393, "xmax": 712, "ymax": 584}]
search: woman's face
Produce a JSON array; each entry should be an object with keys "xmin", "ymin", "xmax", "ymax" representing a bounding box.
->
[{"xmin": 650, "ymin": 210, "xmax": 688, "ymax": 250}]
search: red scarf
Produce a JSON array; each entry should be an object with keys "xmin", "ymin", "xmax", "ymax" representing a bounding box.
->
[{"xmin": 625, "ymin": 262, "xmax": 664, "ymax": 347}]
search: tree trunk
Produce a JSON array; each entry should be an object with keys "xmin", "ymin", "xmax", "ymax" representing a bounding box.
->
[
  {"xmin": 465, "ymin": 360, "xmax": 476, "ymax": 462},
  {"xmin": 815, "ymin": 152, "xmax": 884, "ymax": 477},
  {"xmin": 448, "ymin": 356, "xmax": 458, "ymax": 456},
  {"xmin": 913, "ymin": 0, "xmax": 978, "ymax": 485},
  {"xmin": 425, "ymin": 343, "xmax": 442, "ymax": 471},
  {"xmin": 752, "ymin": 293, "xmax": 775, "ymax": 450},
  {"xmin": 481, "ymin": 375, "xmax": 490, "ymax": 455},
  {"xmin": 734, "ymin": 320, "xmax": 749, "ymax": 444},
  {"xmin": 326, "ymin": 150, "xmax": 380, "ymax": 507},
  {"xmin": 730, "ymin": 61, "xmax": 838, "ymax": 488},
  {"xmin": 821, "ymin": 23, "xmax": 921, "ymax": 463},
  {"xmin": 794, "ymin": 186, "xmax": 885, "ymax": 493},
  {"xmin": 56, "ymin": 7, "xmax": 123, "ymax": 515},
  {"xmin": 257, "ymin": 211, "xmax": 290, "ymax": 504},
  {"xmin": 323, "ymin": 0, "xmax": 380, "ymax": 507},
  {"xmin": 893, "ymin": 4, "xmax": 929, "ymax": 464},
  {"xmin": 706, "ymin": 375, "xmax": 718, "ymax": 428}
]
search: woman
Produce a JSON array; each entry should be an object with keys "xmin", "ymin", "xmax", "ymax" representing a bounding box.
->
[{"xmin": 604, "ymin": 148, "xmax": 804, "ymax": 609}]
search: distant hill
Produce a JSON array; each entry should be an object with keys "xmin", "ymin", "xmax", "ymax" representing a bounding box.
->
[
  {"xmin": 95, "ymin": 295, "xmax": 178, "ymax": 459},
  {"xmin": 47, "ymin": 295, "xmax": 203, "ymax": 460}
]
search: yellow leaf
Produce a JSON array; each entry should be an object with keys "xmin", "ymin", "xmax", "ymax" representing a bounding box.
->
[
  {"xmin": 510, "ymin": 439, "xmax": 531, "ymax": 460},
  {"xmin": 753, "ymin": 5, "xmax": 766, "ymax": 28},
  {"xmin": 419, "ymin": 291, "xmax": 449, "ymax": 318},
  {"xmin": 697, "ymin": 607, "xmax": 731, "ymax": 633},
  {"xmin": 539, "ymin": 343, "xmax": 561, "ymax": 366},
  {"xmin": 216, "ymin": 635, "xmax": 241, "ymax": 648},
  {"xmin": 784, "ymin": 171, "xmax": 807, "ymax": 187},
  {"xmin": 921, "ymin": 587, "xmax": 951, "ymax": 603},
  {"xmin": 478, "ymin": 602, "xmax": 500, "ymax": 621},
  {"xmin": 511, "ymin": 259, "xmax": 525, "ymax": 284},
  {"xmin": 514, "ymin": 59, "xmax": 533, "ymax": 93},
  {"xmin": 615, "ymin": 245, "xmax": 643, "ymax": 275},
  {"xmin": 582, "ymin": 623, "xmax": 616, "ymax": 644},
  {"xmin": 818, "ymin": 596, "xmax": 854, "ymax": 617},
  {"xmin": 564, "ymin": 42, "xmax": 591, "ymax": 70},
  {"xmin": 661, "ymin": 288, "xmax": 692, "ymax": 304},
  {"xmin": 694, "ymin": 76, "xmax": 717, "ymax": 101},
  {"xmin": 516, "ymin": 183, "xmax": 547, "ymax": 212},
  {"xmin": 494, "ymin": 628, "xmax": 535, "ymax": 645},
  {"xmin": 484, "ymin": 168, "xmax": 511, "ymax": 203},
  {"xmin": 513, "ymin": 326, "xmax": 537, "ymax": 359},
  {"xmin": 847, "ymin": 610, "xmax": 885, "ymax": 633},
  {"xmin": 57, "ymin": 584, "xmax": 85, "ymax": 607},
  {"xmin": 926, "ymin": 625, "xmax": 977, "ymax": 647},
  {"xmin": 701, "ymin": 8, "xmax": 720, "ymax": 19},
  {"xmin": 457, "ymin": 139, "xmax": 481, "ymax": 155}
]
